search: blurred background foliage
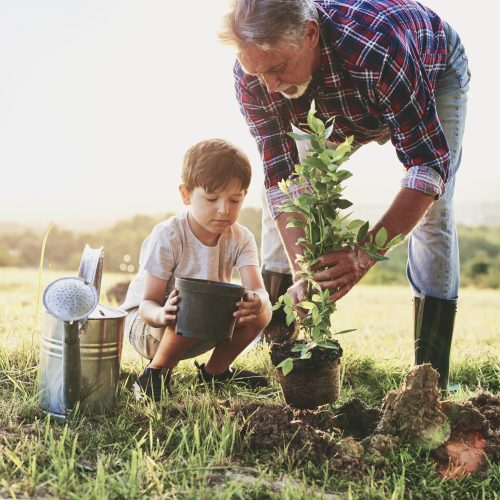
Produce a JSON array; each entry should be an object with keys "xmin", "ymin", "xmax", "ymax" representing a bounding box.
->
[{"xmin": 1, "ymin": 207, "xmax": 499, "ymax": 289}]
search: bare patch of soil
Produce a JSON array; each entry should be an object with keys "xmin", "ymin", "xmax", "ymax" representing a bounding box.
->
[{"xmin": 331, "ymin": 397, "xmax": 381, "ymax": 439}]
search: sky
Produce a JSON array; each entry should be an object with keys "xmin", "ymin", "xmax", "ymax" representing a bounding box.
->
[{"xmin": 1, "ymin": 0, "xmax": 499, "ymax": 231}]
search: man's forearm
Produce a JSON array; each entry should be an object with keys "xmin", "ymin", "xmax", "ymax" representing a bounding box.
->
[{"xmin": 369, "ymin": 187, "xmax": 435, "ymax": 251}]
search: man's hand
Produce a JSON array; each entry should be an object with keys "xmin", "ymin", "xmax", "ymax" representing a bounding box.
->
[
  {"xmin": 234, "ymin": 291, "xmax": 262, "ymax": 325},
  {"xmin": 311, "ymin": 246, "xmax": 375, "ymax": 302},
  {"xmin": 286, "ymin": 278, "xmax": 308, "ymax": 307}
]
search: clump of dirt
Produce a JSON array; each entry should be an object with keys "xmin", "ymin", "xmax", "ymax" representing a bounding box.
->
[
  {"xmin": 376, "ymin": 364, "xmax": 450, "ymax": 449},
  {"xmin": 361, "ymin": 433, "xmax": 400, "ymax": 463},
  {"xmin": 435, "ymin": 392, "xmax": 500, "ymax": 478}
]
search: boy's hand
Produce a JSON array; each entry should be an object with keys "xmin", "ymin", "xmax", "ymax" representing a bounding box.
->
[
  {"xmin": 157, "ymin": 289, "xmax": 179, "ymax": 327},
  {"xmin": 234, "ymin": 291, "xmax": 262, "ymax": 325}
]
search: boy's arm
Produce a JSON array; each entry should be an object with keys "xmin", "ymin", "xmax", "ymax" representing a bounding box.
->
[
  {"xmin": 139, "ymin": 273, "xmax": 170, "ymax": 328},
  {"xmin": 235, "ymin": 265, "xmax": 272, "ymax": 325}
]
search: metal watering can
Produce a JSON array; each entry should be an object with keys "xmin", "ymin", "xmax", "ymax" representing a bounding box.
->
[{"xmin": 39, "ymin": 245, "xmax": 126, "ymax": 418}]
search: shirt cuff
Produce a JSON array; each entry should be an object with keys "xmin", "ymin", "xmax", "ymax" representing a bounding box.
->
[
  {"xmin": 401, "ymin": 165, "xmax": 445, "ymax": 198},
  {"xmin": 265, "ymin": 178, "xmax": 313, "ymax": 219}
]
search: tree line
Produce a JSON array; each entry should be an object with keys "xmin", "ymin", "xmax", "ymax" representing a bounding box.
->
[{"xmin": 1, "ymin": 208, "xmax": 498, "ymax": 289}]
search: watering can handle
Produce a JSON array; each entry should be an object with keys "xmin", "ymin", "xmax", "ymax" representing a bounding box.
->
[{"xmin": 78, "ymin": 245, "xmax": 104, "ymax": 296}]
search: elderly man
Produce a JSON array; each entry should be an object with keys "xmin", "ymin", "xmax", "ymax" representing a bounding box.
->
[{"xmin": 220, "ymin": 0, "xmax": 470, "ymax": 391}]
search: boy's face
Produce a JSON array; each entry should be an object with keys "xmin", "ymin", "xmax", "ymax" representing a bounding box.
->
[{"xmin": 179, "ymin": 179, "xmax": 246, "ymax": 244}]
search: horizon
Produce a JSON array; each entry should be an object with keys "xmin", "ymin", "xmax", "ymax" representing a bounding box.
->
[{"xmin": 1, "ymin": 1, "xmax": 499, "ymax": 232}]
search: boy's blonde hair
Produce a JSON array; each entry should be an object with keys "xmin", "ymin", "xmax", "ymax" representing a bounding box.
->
[{"xmin": 182, "ymin": 139, "xmax": 252, "ymax": 193}]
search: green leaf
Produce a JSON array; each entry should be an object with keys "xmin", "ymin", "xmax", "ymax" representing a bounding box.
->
[
  {"xmin": 310, "ymin": 138, "xmax": 322, "ymax": 150},
  {"xmin": 302, "ymin": 156, "xmax": 325, "ymax": 169},
  {"xmin": 271, "ymin": 302, "xmax": 282, "ymax": 311},
  {"xmin": 348, "ymin": 219, "xmax": 366, "ymax": 230},
  {"xmin": 277, "ymin": 179, "xmax": 289, "ymax": 195},
  {"xmin": 291, "ymin": 343, "xmax": 308, "ymax": 353},
  {"xmin": 277, "ymin": 358, "xmax": 294, "ymax": 376},
  {"xmin": 315, "ymin": 340, "xmax": 340, "ymax": 349},
  {"xmin": 336, "ymin": 199, "xmax": 353, "ymax": 209},
  {"xmin": 300, "ymin": 351, "xmax": 312, "ymax": 360},
  {"xmin": 311, "ymin": 293, "xmax": 322, "ymax": 302},
  {"xmin": 283, "ymin": 294, "xmax": 293, "ymax": 307},
  {"xmin": 335, "ymin": 170, "xmax": 353, "ymax": 181},
  {"xmin": 374, "ymin": 227, "xmax": 388, "ymax": 247},
  {"xmin": 320, "ymin": 151, "xmax": 330, "ymax": 166},
  {"xmin": 286, "ymin": 220, "xmax": 307, "ymax": 228},
  {"xmin": 296, "ymin": 301, "xmax": 316, "ymax": 310},
  {"xmin": 386, "ymin": 233, "xmax": 405, "ymax": 247},
  {"xmin": 312, "ymin": 308, "xmax": 321, "ymax": 326},
  {"xmin": 357, "ymin": 221, "xmax": 369, "ymax": 242},
  {"xmin": 286, "ymin": 313, "xmax": 296, "ymax": 326},
  {"xmin": 288, "ymin": 132, "xmax": 317, "ymax": 141},
  {"xmin": 364, "ymin": 248, "xmax": 386, "ymax": 261},
  {"xmin": 334, "ymin": 328, "xmax": 357, "ymax": 335}
]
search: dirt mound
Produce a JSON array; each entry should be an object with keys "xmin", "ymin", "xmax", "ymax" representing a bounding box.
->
[
  {"xmin": 231, "ymin": 402, "xmax": 368, "ymax": 475},
  {"xmin": 435, "ymin": 392, "xmax": 500, "ymax": 478},
  {"xmin": 229, "ymin": 365, "xmax": 499, "ymax": 478},
  {"xmin": 376, "ymin": 364, "xmax": 450, "ymax": 449}
]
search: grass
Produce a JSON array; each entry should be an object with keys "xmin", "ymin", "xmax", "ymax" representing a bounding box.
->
[{"xmin": 0, "ymin": 267, "xmax": 499, "ymax": 498}]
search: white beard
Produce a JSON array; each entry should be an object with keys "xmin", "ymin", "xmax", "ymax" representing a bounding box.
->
[{"xmin": 278, "ymin": 75, "xmax": 312, "ymax": 99}]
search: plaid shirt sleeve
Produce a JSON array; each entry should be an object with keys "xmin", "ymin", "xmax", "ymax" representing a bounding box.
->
[
  {"xmin": 234, "ymin": 64, "xmax": 311, "ymax": 218},
  {"xmin": 373, "ymin": 36, "xmax": 449, "ymax": 198}
]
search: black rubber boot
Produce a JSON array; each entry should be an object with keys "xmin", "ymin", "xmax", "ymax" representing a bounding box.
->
[
  {"xmin": 414, "ymin": 295, "xmax": 457, "ymax": 393},
  {"xmin": 261, "ymin": 269, "xmax": 298, "ymax": 344},
  {"xmin": 133, "ymin": 366, "xmax": 173, "ymax": 402}
]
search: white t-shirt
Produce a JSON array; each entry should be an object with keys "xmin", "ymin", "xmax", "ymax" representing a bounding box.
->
[{"xmin": 121, "ymin": 210, "xmax": 260, "ymax": 310}]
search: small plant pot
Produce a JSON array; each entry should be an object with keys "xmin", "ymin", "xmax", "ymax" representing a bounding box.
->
[
  {"xmin": 271, "ymin": 340, "xmax": 343, "ymax": 409},
  {"xmin": 175, "ymin": 277, "xmax": 245, "ymax": 342}
]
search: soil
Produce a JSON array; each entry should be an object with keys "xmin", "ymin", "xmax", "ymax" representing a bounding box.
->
[
  {"xmin": 271, "ymin": 339, "xmax": 343, "ymax": 409},
  {"xmin": 435, "ymin": 392, "xmax": 500, "ymax": 478},
  {"xmin": 228, "ymin": 364, "xmax": 499, "ymax": 478},
  {"xmin": 270, "ymin": 339, "xmax": 343, "ymax": 372},
  {"xmin": 375, "ymin": 364, "xmax": 451, "ymax": 449},
  {"xmin": 331, "ymin": 397, "xmax": 381, "ymax": 439},
  {"xmin": 230, "ymin": 402, "xmax": 367, "ymax": 476}
]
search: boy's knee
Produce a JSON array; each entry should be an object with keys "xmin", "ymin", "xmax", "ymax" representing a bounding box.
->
[{"xmin": 234, "ymin": 315, "xmax": 269, "ymax": 340}]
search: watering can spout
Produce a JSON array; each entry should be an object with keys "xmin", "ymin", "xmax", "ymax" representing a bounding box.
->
[{"xmin": 62, "ymin": 320, "xmax": 82, "ymax": 411}]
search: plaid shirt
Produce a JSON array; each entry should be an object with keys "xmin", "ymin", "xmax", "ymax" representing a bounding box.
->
[{"xmin": 235, "ymin": 0, "xmax": 449, "ymax": 217}]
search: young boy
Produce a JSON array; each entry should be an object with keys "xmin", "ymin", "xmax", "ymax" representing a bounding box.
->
[{"xmin": 121, "ymin": 138, "xmax": 272, "ymax": 401}]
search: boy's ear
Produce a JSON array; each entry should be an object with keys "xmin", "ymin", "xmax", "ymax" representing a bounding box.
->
[{"xmin": 179, "ymin": 184, "xmax": 191, "ymax": 205}]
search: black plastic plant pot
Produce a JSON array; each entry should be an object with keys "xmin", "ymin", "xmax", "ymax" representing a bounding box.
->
[{"xmin": 175, "ymin": 277, "xmax": 245, "ymax": 342}]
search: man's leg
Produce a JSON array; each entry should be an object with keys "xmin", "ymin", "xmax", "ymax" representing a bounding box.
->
[{"xmin": 407, "ymin": 22, "xmax": 470, "ymax": 391}]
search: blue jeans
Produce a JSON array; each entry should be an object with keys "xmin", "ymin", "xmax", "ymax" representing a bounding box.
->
[{"xmin": 407, "ymin": 21, "xmax": 470, "ymax": 300}]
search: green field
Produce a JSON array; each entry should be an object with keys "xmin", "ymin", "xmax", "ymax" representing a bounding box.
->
[{"xmin": 0, "ymin": 267, "xmax": 498, "ymax": 498}]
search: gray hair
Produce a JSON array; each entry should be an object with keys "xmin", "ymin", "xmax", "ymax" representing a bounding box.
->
[{"xmin": 219, "ymin": 0, "xmax": 318, "ymax": 50}]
